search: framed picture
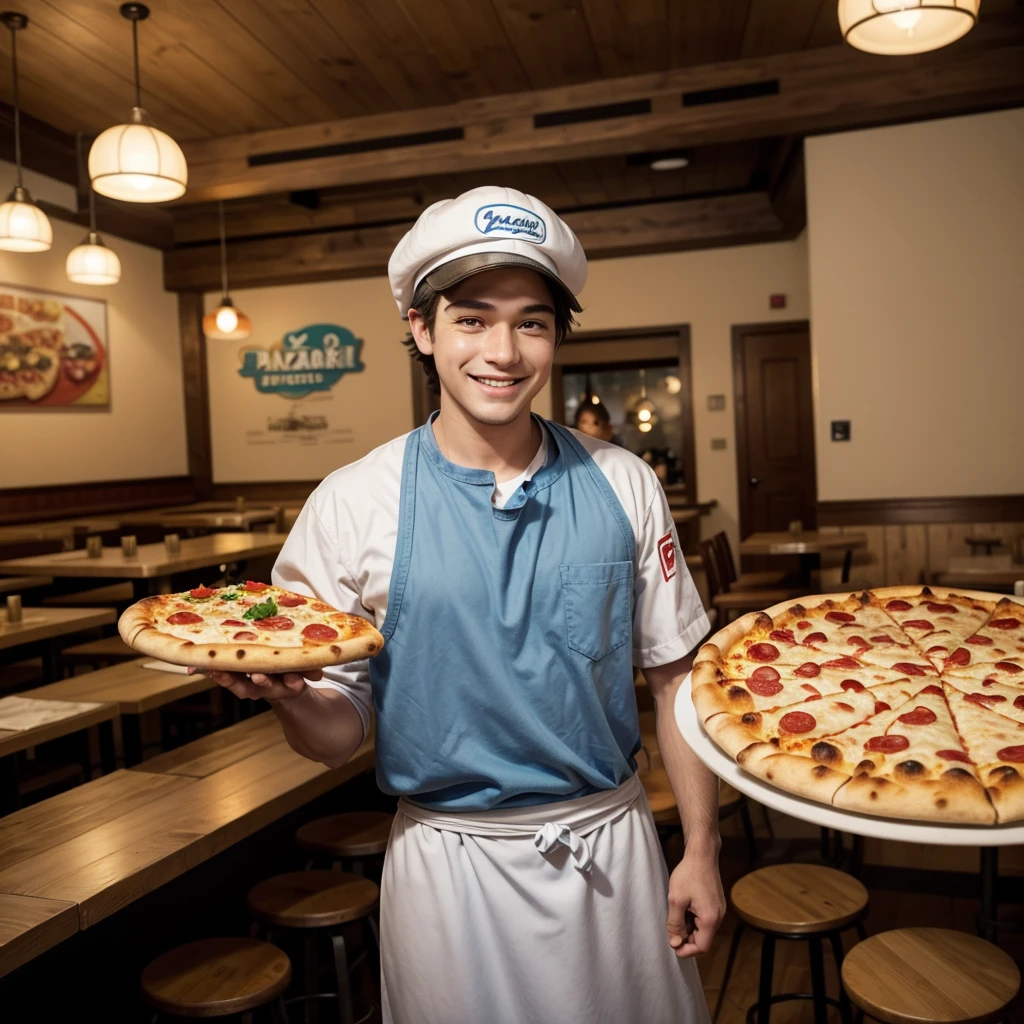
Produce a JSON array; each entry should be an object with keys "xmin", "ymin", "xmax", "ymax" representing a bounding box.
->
[{"xmin": 0, "ymin": 282, "xmax": 109, "ymax": 409}]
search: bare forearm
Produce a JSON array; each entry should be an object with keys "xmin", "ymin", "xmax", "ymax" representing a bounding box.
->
[{"xmin": 271, "ymin": 686, "xmax": 366, "ymax": 768}]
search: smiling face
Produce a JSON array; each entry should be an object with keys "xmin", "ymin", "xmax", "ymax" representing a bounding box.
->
[{"xmin": 408, "ymin": 267, "xmax": 557, "ymax": 428}]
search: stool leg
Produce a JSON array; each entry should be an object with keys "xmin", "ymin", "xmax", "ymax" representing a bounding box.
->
[
  {"xmin": 304, "ymin": 933, "xmax": 319, "ymax": 1024},
  {"xmin": 269, "ymin": 997, "xmax": 290, "ymax": 1024},
  {"xmin": 808, "ymin": 938, "xmax": 828, "ymax": 1024},
  {"xmin": 756, "ymin": 934, "xmax": 775, "ymax": 1024},
  {"xmin": 330, "ymin": 930, "xmax": 355, "ymax": 1024},
  {"xmin": 828, "ymin": 932, "xmax": 854, "ymax": 1024},
  {"xmin": 712, "ymin": 920, "xmax": 744, "ymax": 1023}
]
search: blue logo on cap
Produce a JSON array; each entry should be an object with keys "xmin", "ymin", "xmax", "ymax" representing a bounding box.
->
[{"xmin": 474, "ymin": 204, "xmax": 546, "ymax": 244}]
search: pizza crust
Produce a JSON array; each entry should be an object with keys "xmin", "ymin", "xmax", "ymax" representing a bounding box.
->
[{"xmin": 832, "ymin": 771, "xmax": 996, "ymax": 825}]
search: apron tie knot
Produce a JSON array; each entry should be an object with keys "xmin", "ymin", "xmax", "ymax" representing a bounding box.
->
[{"xmin": 533, "ymin": 821, "xmax": 593, "ymax": 873}]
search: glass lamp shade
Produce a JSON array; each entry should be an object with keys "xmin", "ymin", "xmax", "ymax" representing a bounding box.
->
[
  {"xmin": 839, "ymin": 0, "xmax": 979, "ymax": 55},
  {"xmin": 88, "ymin": 108, "xmax": 187, "ymax": 203},
  {"xmin": 66, "ymin": 231, "xmax": 121, "ymax": 285},
  {"xmin": 203, "ymin": 297, "xmax": 251, "ymax": 341},
  {"xmin": 0, "ymin": 186, "xmax": 52, "ymax": 252}
]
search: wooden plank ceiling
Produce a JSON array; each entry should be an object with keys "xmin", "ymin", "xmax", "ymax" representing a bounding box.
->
[{"xmin": 1, "ymin": 0, "xmax": 1020, "ymax": 288}]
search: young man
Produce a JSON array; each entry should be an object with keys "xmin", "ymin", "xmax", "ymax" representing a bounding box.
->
[{"xmin": 204, "ymin": 187, "xmax": 724, "ymax": 1023}]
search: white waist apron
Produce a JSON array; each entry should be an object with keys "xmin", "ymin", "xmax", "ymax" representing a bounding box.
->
[{"xmin": 380, "ymin": 774, "xmax": 710, "ymax": 1024}]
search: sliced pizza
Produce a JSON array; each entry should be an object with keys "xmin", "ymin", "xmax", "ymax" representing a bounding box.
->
[{"xmin": 941, "ymin": 675, "xmax": 1024, "ymax": 725}]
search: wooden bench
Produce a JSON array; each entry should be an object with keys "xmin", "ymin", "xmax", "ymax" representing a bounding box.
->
[
  {"xmin": 42, "ymin": 582, "xmax": 134, "ymax": 609},
  {"xmin": 60, "ymin": 636, "xmax": 137, "ymax": 670}
]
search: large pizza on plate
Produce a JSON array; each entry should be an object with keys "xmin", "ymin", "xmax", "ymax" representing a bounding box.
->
[
  {"xmin": 119, "ymin": 581, "xmax": 384, "ymax": 673},
  {"xmin": 692, "ymin": 586, "xmax": 1024, "ymax": 824}
]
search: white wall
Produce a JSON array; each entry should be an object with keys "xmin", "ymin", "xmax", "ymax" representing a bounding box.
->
[
  {"xmin": 807, "ymin": 109, "xmax": 1024, "ymax": 501},
  {"xmin": 1, "ymin": 161, "xmax": 185, "ymax": 488}
]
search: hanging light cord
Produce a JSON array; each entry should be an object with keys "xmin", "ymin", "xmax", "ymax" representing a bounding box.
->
[
  {"xmin": 75, "ymin": 133, "xmax": 97, "ymax": 233},
  {"xmin": 9, "ymin": 20, "xmax": 21, "ymax": 186},
  {"xmin": 131, "ymin": 13, "xmax": 142, "ymax": 109},
  {"xmin": 218, "ymin": 201, "xmax": 229, "ymax": 299}
]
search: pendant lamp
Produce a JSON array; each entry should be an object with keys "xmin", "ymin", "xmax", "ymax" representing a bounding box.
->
[
  {"xmin": 67, "ymin": 135, "xmax": 121, "ymax": 285},
  {"xmin": 630, "ymin": 369, "xmax": 658, "ymax": 434},
  {"xmin": 202, "ymin": 202, "xmax": 251, "ymax": 340},
  {"xmin": 839, "ymin": 0, "xmax": 980, "ymax": 55},
  {"xmin": 88, "ymin": 4, "xmax": 187, "ymax": 203},
  {"xmin": 0, "ymin": 12, "xmax": 51, "ymax": 252}
]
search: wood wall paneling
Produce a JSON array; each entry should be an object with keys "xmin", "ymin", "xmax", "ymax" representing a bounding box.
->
[
  {"xmin": 818, "ymin": 495, "xmax": 1024, "ymax": 526},
  {"xmin": 177, "ymin": 292, "xmax": 213, "ymax": 501},
  {"xmin": 0, "ymin": 478, "xmax": 195, "ymax": 526}
]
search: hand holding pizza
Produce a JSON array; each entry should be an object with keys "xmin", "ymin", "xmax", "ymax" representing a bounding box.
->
[{"xmin": 187, "ymin": 665, "xmax": 319, "ymax": 702}]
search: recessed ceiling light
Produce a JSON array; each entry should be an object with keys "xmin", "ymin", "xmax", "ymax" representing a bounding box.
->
[{"xmin": 650, "ymin": 156, "xmax": 690, "ymax": 172}]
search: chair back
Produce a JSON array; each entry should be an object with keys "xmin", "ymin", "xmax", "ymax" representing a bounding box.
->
[
  {"xmin": 713, "ymin": 531, "xmax": 738, "ymax": 585},
  {"xmin": 700, "ymin": 537, "xmax": 725, "ymax": 601}
]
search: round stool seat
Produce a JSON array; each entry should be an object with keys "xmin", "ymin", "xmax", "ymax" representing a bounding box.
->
[
  {"xmin": 732, "ymin": 864, "xmax": 868, "ymax": 934},
  {"xmin": 296, "ymin": 811, "xmax": 393, "ymax": 858},
  {"xmin": 141, "ymin": 937, "xmax": 290, "ymax": 1017},
  {"xmin": 640, "ymin": 767, "xmax": 679, "ymax": 825},
  {"xmin": 842, "ymin": 927, "xmax": 1020, "ymax": 1024},
  {"xmin": 248, "ymin": 870, "xmax": 380, "ymax": 930}
]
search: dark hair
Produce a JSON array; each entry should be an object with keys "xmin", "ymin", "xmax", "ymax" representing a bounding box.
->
[
  {"xmin": 402, "ymin": 275, "xmax": 578, "ymax": 395},
  {"xmin": 574, "ymin": 400, "xmax": 611, "ymax": 427}
]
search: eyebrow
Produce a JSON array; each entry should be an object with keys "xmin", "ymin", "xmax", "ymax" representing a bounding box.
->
[{"xmin": 444, "ymin": 300, "xmax": 556, "ymax": 316}]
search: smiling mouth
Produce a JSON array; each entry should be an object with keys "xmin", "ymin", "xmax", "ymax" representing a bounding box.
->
[{"xmin": 469, "ymin": 375, "xmax": 526, "ymax": 389}]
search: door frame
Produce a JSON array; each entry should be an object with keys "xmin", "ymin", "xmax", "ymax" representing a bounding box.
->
[
  {"xmin": 552, "ymin": 324, "xmax": 696, "ymax": 501},
  {"xmin": 731, "ymin": 319, "xmax": 813, "ymax": 540}
]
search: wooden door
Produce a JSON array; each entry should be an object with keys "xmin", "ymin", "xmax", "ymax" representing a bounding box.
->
[{"xmin": 732, "ymin": 322, "xmax": 817, "ymax": 541}]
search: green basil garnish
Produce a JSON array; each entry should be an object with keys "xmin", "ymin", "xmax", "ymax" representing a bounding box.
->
[{"xmin": 243, "ymin": 597, "xmax": 278, "ymax": 621}]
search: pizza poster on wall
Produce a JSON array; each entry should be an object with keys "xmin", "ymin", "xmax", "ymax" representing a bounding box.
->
[{"xmin": 0, "ymin": 283, "xmax": 109, "ymax": 409}]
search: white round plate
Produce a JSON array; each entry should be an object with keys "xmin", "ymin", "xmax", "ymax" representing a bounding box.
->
[{"xmin": 675, "ymin": 672, "xmax": 1024, "ymax": 847}]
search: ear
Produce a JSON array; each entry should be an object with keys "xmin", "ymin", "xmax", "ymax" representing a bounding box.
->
[{"xmin": 408, "ymin": 309, "xmax": 433, "ymax": 356}]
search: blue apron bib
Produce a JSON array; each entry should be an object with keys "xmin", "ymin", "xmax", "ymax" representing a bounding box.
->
[{"xmin": 369, "ymin": 414, "xmax": 640, "ymax": 812}]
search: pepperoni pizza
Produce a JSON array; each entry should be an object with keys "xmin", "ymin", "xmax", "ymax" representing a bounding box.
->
[
  {"xmin": 119, "ymin": 581, "xmax": 384, "ymax": 674},
  {"xmin": 692, "ymin": 586, "xmax": 1024, "ymax": 824}
]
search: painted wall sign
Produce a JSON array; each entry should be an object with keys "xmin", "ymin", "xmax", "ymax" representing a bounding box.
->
[{"xmin": 238, "ymin": 323, "xmax": 364, "ymax": 399}]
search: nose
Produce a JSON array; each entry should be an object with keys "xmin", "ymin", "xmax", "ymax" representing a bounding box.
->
[{"xmin": 481, "ymin": 321, "xmax": 518, "ymax": 368}]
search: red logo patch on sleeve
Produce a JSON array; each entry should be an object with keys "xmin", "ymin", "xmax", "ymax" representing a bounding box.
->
[{"xmin": 657, "ymin": 532, "xmax": 677, "ymax": 582}]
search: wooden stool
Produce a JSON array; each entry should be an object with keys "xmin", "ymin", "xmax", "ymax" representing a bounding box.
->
[
  {"xmin": 141, "ymin": 937, "xmax": 290, "ymax": 1020},
  {"xmin": 249, "ymin": 870, "xmax": 380, "ymax": 1024},
  {"xmin": 842, "ymin": 927, "xmax": 1020, "ymax": 1024},
  {"xmin": 296, "ymin": 811, "xmax": 393, "ymax": 875},
  {"xmin": 713, "ymin": 864, "xmax": 869, "ymax": 1024}
]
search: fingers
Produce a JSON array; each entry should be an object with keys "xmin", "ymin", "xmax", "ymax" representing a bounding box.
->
[
  {"xmin": 666, "ymin": 894, "xmax": 691, "ymax": 953},
  {"xmin": 672, "ymin": 907, "xmax": 723, "ymax": 959}
]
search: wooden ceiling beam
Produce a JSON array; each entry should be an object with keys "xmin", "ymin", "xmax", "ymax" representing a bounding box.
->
[
  {"xmin": 174, "ymin": 18, "xmax": 1024, "ymax": 204},
  {"xmin": 163, "ymin": 192, "xmax": 788, "ymax": 293}
]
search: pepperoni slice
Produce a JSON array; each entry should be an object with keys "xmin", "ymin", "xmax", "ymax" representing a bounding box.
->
[
  {"xmin": 826, "ymin": 611, "xmax": 856, "ymax": 624},
  {"xmin": 221, "ymin": 619, "xmax": 246, "ymax": 627},
  {"xmin": 244, "ymin": 581, "xmax": 269, "ymax": 593},
  {"xmin": 996, "ymin": 745, "xmax": 1024, "ymax": 763},
  {"xmin": 769, "ymin": 629, "xmax": 795, "ymax": 644},
  {"xmin": 870, "ymin": 635, "xmax": 895, "ymax": 644},
  {"xmin": 847, "ymin": 636, "xmax": 871, "ymax": 648},
  {"xmin": 803, "ymin": 632, "xmax": 828, "ymax": 645},
  {"xmin": 903, "ymin": 619, "xmax": 934, "ymax": 631},
  {"xmin": 874, "ymin": 701, "xmax": 891, "ymax": 714},
  {"xmin": 898, "ymin": 706, "xmax": 937, "ymax": 725},
  {"xmin": 278, "ymin": 594, "xmax": 308, "ymax": 608},
  {"xmin": 836, "ymin": 702, "xmax": 854, "ymax": 713},
  {"xmin": 258, "ymin": 616, "xmax": 294, "ymax": 631},
  {"xmin": 801, "ymin": 683, "xmax": 821, "ymax": 696},
  {"xmin": 190, "ymin": 585, "xmax": 216, "ymax": 599},
  {"xmin": 886, "ymin": 600, "xmax": 912, "ymax": 612},
  {"xmin": 795, "ymin": 662, "xmax": 821, "ymax": 678},
  {"xmin": 965, "ymin": 692, "xmax": 1007, "ymax": 708},
  {"xmin": 920, "ymin": 684, "xmax": 944, "ymax": 696},
  {"xmin": 797, "ymin": 620, "xmax": 811, "ymax": 629},
  {"xmin": 926, "ymin": 602, "xmax": 958, "ymax": 614},
  {"xmin": 1015, "ymin": 695, "xmax": 1024, "ymax": 710},
  {"xmin": 995, "ymin": 662, "xmax": 1022, "ymax": 674},
  {"xmin": 232, "ymin": 631, "xmax": 258, "ymax": 641},
  {"xmin": 864, "ymin": 734, "xmax": 910, "ymax": 753},
  {"xmin": 937, "ymin": 749, "xmax": 971, "ymax": 763},
  {"xmin": 823, "ymin": 657, "xmax": 860, "ymax": 670},
  {"xmin": 167, "ymin": 611, "xmax": 203, "ymax": 626},
  {"xmin": 945, "ymin": 648, "xmax": 970, "ymax": 667},
  {"xmin": 302, "ymin": 623, "xmax": 339, "ymax": 641},
  {"xmin": 748, "ymin": 643, "xmax": 779, "ymax": 663},
  {"xmin": 779, "ymin": 711, "xmax": 816, "ymax": 734},
  {"xmin": 841, "ymin": 679, "xmax": 865, "ymax": 693},
  {"xmin": 926, "ymin": 645, "xmax": 948, "ymax": 655},
  {"xmin": 990, "ymin": 618, "xmax": 1021, "ymax": 630},
  {"xmin": 966, "ymin": 635, "xmax": 993, "ymax": 645},
  {"xmin": 892, "ymin": 662, "xmax": 929, "ymax": 676},
  {"xmin": 748, "ymin": 667, "xmax": 783, "ymax": 696}
]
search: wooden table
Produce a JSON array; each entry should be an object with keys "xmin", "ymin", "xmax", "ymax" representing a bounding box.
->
[
  {"xmin": 739, "ymin": 530, "xmax": 868, "ymax": 586},
  {"xmin": 0, "ymin": 719, "xmax": 374, "ymax": 953},
  {"xmin": 934, "ymin": 555, "xmax": 1024, "ymax": 592},
  {"xmin": 117, "ymin": 509, "xmax": 279, "ymax": 532},
  {"xmin": 0, "ymin": 575, "xmax": 53, "ymax": 596},
  {"xmin": 0, "ymin": 519, "xmax": 118, "ymax": 551},
  {"xmin": 0, "ymin": 533, "xmax": 289, "ymax": 601},
  {"xmin": 0, "ymin": 698, "xmax": 118, "ymax": 814},
  {"xmin": 32, "ymin": 659, "xmax": 217, "ymax": 766},
  {"xmin": 0, "ymin": 893, "xmax": 78, "ymax": 978},
  {"xmin": 0, "ymin": 607, "xmax": 116, "ymax": 681}
]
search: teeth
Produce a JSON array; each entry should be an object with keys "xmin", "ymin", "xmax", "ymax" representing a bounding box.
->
[{"xmin": 477, "ymin": 378, "xmax": 518, "ymax": 387}]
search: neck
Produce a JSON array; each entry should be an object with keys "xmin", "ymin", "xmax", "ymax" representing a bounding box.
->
[{"xmin": 432, "ymin": 399, "xmax": 541, "ymax": 481}]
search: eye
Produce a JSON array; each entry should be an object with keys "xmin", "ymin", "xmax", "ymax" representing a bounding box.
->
[
  {"xmin": 456, "ymin": 317, "xmax": 485, "ymax": 328},
  {"xmin": 519, "ymin": 319, "xmax": 549, "ymax": 331}
]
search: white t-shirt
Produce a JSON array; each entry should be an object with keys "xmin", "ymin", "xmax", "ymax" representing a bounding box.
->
[{"xmin": 272, "ymin": 422, "xmax": 710, "ymax": 737}]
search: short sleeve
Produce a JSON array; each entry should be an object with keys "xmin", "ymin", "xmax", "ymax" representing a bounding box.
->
[
  {"xmin": 271, "ymin": 498, "xmax": 373, "ymax": 738},
  {"xmin": 632, "ymin": 485, "xmax": 710, "ymax": 667}
]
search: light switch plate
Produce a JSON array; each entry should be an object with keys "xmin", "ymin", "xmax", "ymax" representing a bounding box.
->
[
  {"xmin": 711, "ymin": 437, "xmax": 727, "ymax": 450},
  {"xmin": 831, "ymin": 420, "xmax": 851, "ymax": 442},
  {"xmin": 707, "ymin": 394, "xmax": 726, "ymax": 411}
]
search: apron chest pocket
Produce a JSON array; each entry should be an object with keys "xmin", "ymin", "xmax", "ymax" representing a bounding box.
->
[{"xmin": 559, "ymin": 561, "xmax": 634, "ymax": 661}]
